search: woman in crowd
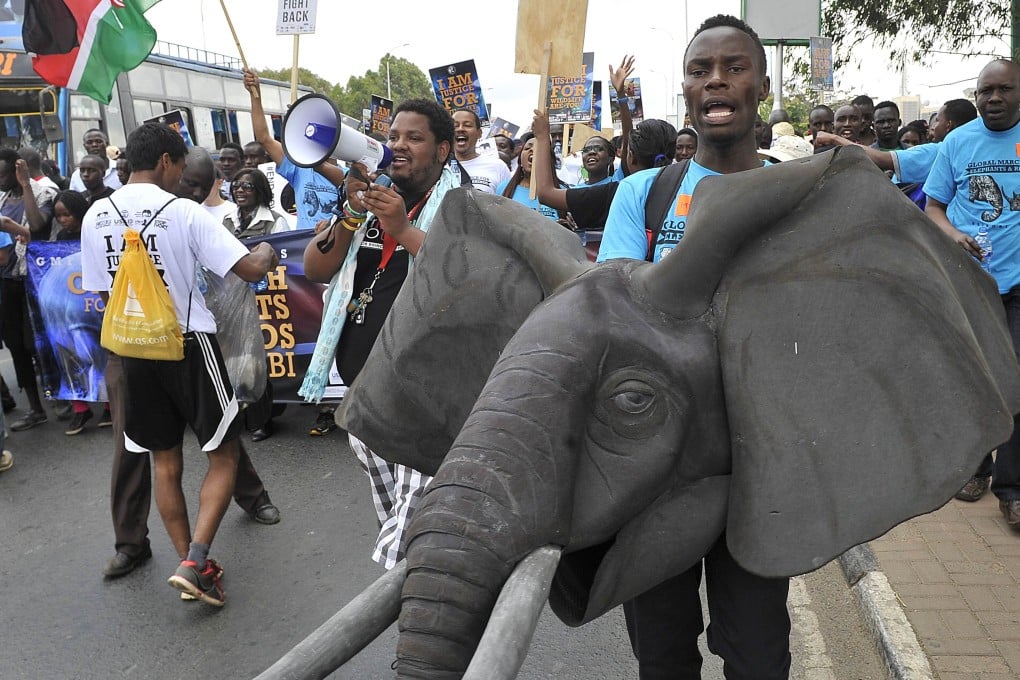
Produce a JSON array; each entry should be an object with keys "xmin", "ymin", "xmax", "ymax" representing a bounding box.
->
[
  {"xmin": 573, "ymin": 136, "xmax": 616, "ymax": 188},
  {"xmin": 225, "ymin": 168, "xmax": 290, "ymax": 238},
  {"xmin": 52, "ymin": 190, "xmax": 112, "ymax": 435},
  {"xmin": 675, "ymin": 127, "xmax": 698, "ymax": 162},
  {"xmin": 496, "ymin": 132, "xmax": 567, "ymax": 221}
]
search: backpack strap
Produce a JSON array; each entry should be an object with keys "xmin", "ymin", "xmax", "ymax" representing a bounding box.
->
[
  {"xmin": 643, "ymin": 159, "xmax": 690, "ymax": 262},
  {"xmin": 107, "ymin": 196, "xmax": 178, "ymax": 237}
]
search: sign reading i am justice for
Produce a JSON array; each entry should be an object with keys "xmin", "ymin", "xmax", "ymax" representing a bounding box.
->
[{"xmin": 277, "ymin": 0, "xmax": 318, "ymax": 34}]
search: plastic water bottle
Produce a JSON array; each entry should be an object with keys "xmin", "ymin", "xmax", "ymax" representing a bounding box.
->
[{"xmin": 975, "ymin": 226, "xmax": 993, "ymax": 272}]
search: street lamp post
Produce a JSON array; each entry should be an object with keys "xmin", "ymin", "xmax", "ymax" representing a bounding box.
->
[{"xmin": 385, "ymin": 42, "xmax": 411, "ymax": 100}]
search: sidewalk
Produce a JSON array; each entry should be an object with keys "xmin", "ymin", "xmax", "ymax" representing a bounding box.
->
[{"xmin": 865, "ymin": 492, "xmax": 1020, "ymax": 679}]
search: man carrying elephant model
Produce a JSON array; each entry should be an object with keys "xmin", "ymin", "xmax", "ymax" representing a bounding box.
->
[{"xmin": 597, "ymin": 15, "xmax": 791, "ymax": 678}]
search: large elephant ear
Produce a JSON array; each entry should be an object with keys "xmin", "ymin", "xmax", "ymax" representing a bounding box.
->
[
  {"xmin": 708, "ymin": 146, "xmax": 1020, "ymax": 576},
  {"xmin": 338, "ymin": 188, "xmax": 590, "ymax": 475}
]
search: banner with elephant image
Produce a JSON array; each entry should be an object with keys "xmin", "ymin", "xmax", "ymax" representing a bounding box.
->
[{"xmin": 25, "ymin": 241, "xmax": 108, "ymax": 402}]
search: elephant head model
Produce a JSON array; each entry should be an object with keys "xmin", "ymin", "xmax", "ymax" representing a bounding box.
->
[{"xmin": 323, "ymin": 146, "xmax": 1020, "ymax": 679}]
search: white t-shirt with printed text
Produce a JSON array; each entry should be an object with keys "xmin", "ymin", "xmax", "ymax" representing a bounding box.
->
[
  {"xmin": 81, "ymin": 183, "xmax": 249, "ymax": 334},
  {"xmin": 457, "ymin": 153, "xmax": 512, "ymax": 194}
]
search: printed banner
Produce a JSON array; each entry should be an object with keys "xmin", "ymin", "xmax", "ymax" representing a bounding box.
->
[
  {"xmin": 429, "ymin": 59, "xmax": 490, "ymax": 126},
  {"xmin": 145, "ymin": 109, "xmax": 194, "ymax": 147},
  {"xmin": 547, "ymin": 52, "xmax": 595, "ymax": 124},
  {"xmin": 246, "ymin": 230, "xmax": 346, "ymax": 402},
  {"xmin": 25, "ymin": 241, "xmax": 108, "ymax": 402},
  {"xmin": 608, "ymin": 77, "xmax": 644, "ymax": 128},
  {"xmin": 485, "ymin": 117, "xmax": 519, "ymax": 140},
  {"xmin": 810, "ymin": 37, "xmax": 834, "ymax": 90},
  {"xmin": 590, "ymin": 80, "xmax": 602, "ymax": 130},
  {"xmin": 370, "ymin": 94, "xmax": 394, "ymax": 140}
]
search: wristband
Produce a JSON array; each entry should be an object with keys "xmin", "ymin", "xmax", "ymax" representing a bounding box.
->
[
  {"xmin": 343, "ymin": 200, "xmax": 367, "ymax": 220},
  {"xmin": 341, "ymin": 218, "xmax": 361, "ymax": 232}
]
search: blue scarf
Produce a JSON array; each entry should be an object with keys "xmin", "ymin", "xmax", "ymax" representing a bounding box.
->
[{"xmin": 299, "ymin": 167, "xmax": 459, "ymax": 403}]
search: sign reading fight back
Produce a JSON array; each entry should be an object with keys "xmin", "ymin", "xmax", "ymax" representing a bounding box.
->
[
  {"xmin": 429, "ymin": 59, "xmax": 489, "ymax": 126},
  {"xmin": 547, "ymin": 51, "xmax": 595, "ymax": 124},
  {"xmin": 276, "ymin": 0, "xmax": 318, "ymax": 34}
]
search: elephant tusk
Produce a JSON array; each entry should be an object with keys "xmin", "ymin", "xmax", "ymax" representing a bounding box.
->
[
  {"xmin": 463, "ymin": 545, "xmax": 564, "ymax": 680},
  {"xmin": 253, "ymin": 561, "xmax": 406, "ymax": 680}
]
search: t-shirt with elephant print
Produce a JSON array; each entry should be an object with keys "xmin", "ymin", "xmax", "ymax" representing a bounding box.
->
[
  {"xmin": 597, "ymin": 161, "xmax": 719, "ymax": 263},
  {"xmin": 924, "ymin": 117, "xmax": 1020, "ymax": 293}
]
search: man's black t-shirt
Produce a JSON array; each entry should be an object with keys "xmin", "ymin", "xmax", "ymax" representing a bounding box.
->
[{"xmin": 335, "ymin": 193, "xmax": 422, "ymax": 385}]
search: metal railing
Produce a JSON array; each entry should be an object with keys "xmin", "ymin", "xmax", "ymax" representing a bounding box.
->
[{"xmin": 151, "ymin": 41, "xmax": 243, "ymax": 70}]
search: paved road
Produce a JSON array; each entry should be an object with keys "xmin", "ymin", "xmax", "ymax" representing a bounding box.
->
[{"xmin": 1, "ymin": 357, "xmax": 885, "ymax": 679}]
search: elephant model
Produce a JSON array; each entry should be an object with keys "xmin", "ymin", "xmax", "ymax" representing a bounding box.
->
[{"xmin": 272, "ymin": 146, "xmax": 1020, "ymax": 680}]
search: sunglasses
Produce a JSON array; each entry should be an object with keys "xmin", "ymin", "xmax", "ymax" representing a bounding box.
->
[
  {"xmin": 582, "ymin": 145, "xmax": 607, "ymax": 154},
  {"xmin": 233, "ymin": 181, "xmax": 256, "ymax": 192}
]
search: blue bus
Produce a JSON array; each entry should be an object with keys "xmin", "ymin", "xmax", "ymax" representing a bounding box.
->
[{"xmin": 0, "ymin": 8, "xmax": 310, "ymax": 174}]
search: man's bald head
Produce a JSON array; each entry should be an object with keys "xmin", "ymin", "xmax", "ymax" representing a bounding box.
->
[
  {"xmin": 176, "ymin": 146, "xmax": 217, "ymax": 203},
  {"xmin": 976, "ymin": 59, "xmax": 1020, "ymax": 132}
]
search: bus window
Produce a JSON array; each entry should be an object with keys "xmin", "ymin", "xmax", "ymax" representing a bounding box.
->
[
  {"xmin": 197, "ymin": 107, "xmax": 229, "ymax": 149},
  {"xmin": 132, "ymin": 100, "xmax": 165, "ymax": 128},
  {"xmin": 234, "ymin": 113, "xmax": 254, "ymax": 147},
  {"xmin": 164, "ymin": 69, "xmax": 189, "ymax": 100},
  {"xmin": 227, "ymin": 110, "xmax": 238, "ymax": 143},
  {"xmin": 69, "ymin": 93, "xmax": 101, "ymax": 120},
  {"xmin": 270, "ymin": 114, "xmax": 282, "ymax": 141},
  {"xmin": 127, "ymin": 63, "xmax": 164, "ymax": 97},
  {"xmin": 105, "ymin": 81, "xmax": 127, "ymax": 148}
]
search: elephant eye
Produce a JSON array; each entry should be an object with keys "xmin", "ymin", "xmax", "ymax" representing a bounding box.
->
[{"xmin": 611, "ymin": 382, "xmax": 655, "ymax": 414}]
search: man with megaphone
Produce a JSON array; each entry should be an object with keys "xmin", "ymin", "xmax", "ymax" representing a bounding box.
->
[{"xmin": 297, "ymin": 97, "xmax": 463, "ymax": 568}]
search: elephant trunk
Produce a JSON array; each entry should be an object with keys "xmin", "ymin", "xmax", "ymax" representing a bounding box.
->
[{"xmin": 395, "ymin": 351, "xmax": 588, "ymax": 678}]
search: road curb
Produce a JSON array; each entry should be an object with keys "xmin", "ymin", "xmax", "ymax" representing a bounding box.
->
[{"xmin": 837, "ymin": 544, "xmax": 933, "ymax": 680}]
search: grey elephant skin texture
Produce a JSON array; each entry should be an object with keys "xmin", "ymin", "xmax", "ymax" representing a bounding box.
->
[{"xmin": 338, "ymin": 145, "xmax": 1020, "ymax": 678}]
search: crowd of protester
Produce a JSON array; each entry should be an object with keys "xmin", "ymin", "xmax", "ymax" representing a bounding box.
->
[{"xmin": 0, "ymin": 14, "xmax": 1018, "ymax": 674}]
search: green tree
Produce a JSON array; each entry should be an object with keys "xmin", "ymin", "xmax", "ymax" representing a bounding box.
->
[
  {"xmin": 822, "ymin": 0, "xmax": 1009, "ymax": 69},
  {"xmin": 333, "ymin": 55, "xmax": 433, "ymax": 119},
  {"xmin": 256, "ymin": 66, "xmax": 341, "ymax": 100},
  {"xmin": 759, "ymin": 87, "xmax": 820, "ymax": 135}
]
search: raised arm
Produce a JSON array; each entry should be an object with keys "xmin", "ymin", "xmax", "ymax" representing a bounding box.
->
[
  {"xmin": 16, "ymin": 160, "xmax": 50, "ymax": 237},
  {"xmin": 244, "ymin": 69, "xmax": 347, "ymax": 188},
  {"xmin": 531, "ymin": 110, "xmax": 568, "ymax": 211},
  {"xmin": 610, "ymin": 55, "xmax": 635, "ymax": 177},
  {"xmin": 813, "ymin": 131, "xmax": 894, "ymax": 171}
]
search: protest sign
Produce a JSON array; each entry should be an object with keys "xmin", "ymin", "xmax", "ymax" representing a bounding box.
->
[
  {"xmin": 145, "ymin": 109, "xmax": 194, "ymax": 146},
  {"xmin": 548, "ymin": 52, "xmax": 595, "ymax": 124},
  {"xmin": 515, "ymin": 0, "xmax": 588, "ymax": 78},
  {"xmin": 810, "ymin": 37, "xmax": 834, "ymax": 90},
  {"xmin": 609, "ymin": 77, "xmax": 644, "ymax": 129},
  {"xmin": 276, "ymin": 0, "xmax": 318, "ymax": 34},
  {"xmin": 429, "ymin": 59, "xmax": 489, "ymax": 125},
  {"xmin": 25, "ymin": 241, "xmax": 108, "ymax": 402},
  {"xmin": 370, "ymin": 94, "xmax": 394, "ymax": 139},
  {"xmin": 485, "ymin": 117, "xmax": 520, "ymax": 140}
]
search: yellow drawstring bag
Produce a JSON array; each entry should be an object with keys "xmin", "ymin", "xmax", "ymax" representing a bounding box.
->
[{"xmin": 100, "ymin": 199, "xmax": 184, "ymax": 361}]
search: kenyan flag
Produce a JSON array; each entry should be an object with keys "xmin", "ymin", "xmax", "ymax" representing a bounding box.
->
[{"xmin": 22, "ymin": 0, "xmax": 161, "ymax": 104}]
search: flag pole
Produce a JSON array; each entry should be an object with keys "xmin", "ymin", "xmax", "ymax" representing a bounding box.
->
[
  {"xmin": 530, "ymin": 41, "xmax": 552, "ymax": 201},
  {"xmin": 218, "ymin": 0, "xmax": 258, "ymax": 99}
]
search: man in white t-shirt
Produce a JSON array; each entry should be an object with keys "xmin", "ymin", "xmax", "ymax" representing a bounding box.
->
[
  {"xmin": 69, "ymin": 128, "xmax": 122, "ymax": 192},
  {"xmin": 81, "ymin": 123, "xmax": 278, "ymax": 607},
  {"xmin": 450, "ymin": 109, "xmax": 510, "ymax": 193}
]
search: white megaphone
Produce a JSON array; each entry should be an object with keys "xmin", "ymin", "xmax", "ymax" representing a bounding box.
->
[{"xmin": 282, "ymin": 93, "xmax": 393, "ymax": 172}]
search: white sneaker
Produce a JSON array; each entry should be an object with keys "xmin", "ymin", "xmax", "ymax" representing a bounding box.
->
[{"xmin": 0, "ymin": 450, "xmax": 13, "ymax": 472}]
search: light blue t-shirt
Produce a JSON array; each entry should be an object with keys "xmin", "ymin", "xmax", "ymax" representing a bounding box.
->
[
  {"xmin": 924, "ymin": 117, "xmax": 1020, "ymax": 293},
  {"xmin": 597, "ymin": 161, "xmax": 719, "ymax": 263},
  {"xmin": 891, "ymin": 142, "xmax": 940, "ymax": 184},
  {"xmin": 495, "ymin": 180, "xmax": 560, "ymax": 221},
  {"xmin": 277, "ymin": 157, "xmax": 342, "ymax": 231},
  {"xmin": 0, "ymin": 230, "xmax": 11, "ymax": 249}
]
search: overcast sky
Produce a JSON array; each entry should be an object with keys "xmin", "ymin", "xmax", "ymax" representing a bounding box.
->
[{"xmin": 147, "ymin": 0, "xmax": 1007, "ymax": 131}]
